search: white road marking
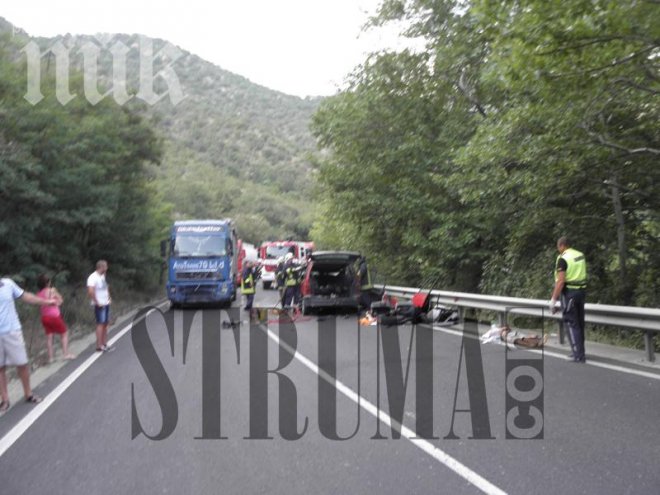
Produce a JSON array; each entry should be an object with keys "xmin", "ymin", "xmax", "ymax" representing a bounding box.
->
[
  {"xmin": 431, "ymin": 326, "xmax": 660, "ymax": 381},
  {"xmin": 264, "ymin": 327, "xmax": 508, "ymax": 495},
  {"xmin": 0, "ymin": 304, "xmax": 165, "ymax": 458}
]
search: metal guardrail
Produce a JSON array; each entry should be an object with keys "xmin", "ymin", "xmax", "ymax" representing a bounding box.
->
[{"xmin": 376, "ymin": 285, "xmax": 660, "ymax": 362}]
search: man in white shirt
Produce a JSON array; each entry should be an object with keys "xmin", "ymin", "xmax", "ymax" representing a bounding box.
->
[
  {"xmin": 87, "ymin": 260, "xmax": 113, "ymax": 352},
  {"xmin": 1, "ymin": 277, "xmax": 57, "ymax": 413}
]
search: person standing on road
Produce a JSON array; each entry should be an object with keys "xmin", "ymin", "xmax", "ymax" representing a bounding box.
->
[
  {"xmin": 0, "ymin": 277, "xmax": 57, "ymax": 413},
  {"xmin": 87, "ymin": 260, "xmax": 113, "ymax": 353},
  {"xmin": 282, "ymin": 253, "xmax": 299, "ymax": 309},
  {"xmin": 241, "ymin": 261, "xmax": 258, "ymax": 311},
  {"xmin": 275, "ymin": 256, "xmax": 286, "ymax": 307},
  {"xmin": 550, "ymin": 237, "xmax": 588, "ymax": 363},
  {"xmin": 37, "ymin": 273, "xmax": 75, "ymax": 362}
]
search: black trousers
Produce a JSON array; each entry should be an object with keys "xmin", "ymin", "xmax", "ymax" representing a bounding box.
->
[
  {"xmin": 244, "ymin": 293, "xmax": 254, "ymax": 310},
  {"xmin": 283, "ymin": 286, "xmax": 298, "ymax": 307},
  {"xmin": 561, "ymin": 289, "xmax": 586, "ymax": 361}
]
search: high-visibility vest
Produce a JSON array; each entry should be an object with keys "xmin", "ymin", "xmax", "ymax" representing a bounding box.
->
[
  {"xmin": 555, "ymin": 248, "xmax": 587, "ymax": 290},
  {"xmin": 285, "ymin": 265, "xmax": 298, "ymax": 287},
  {"xmin": 241, "ymin": 271, "xmax": 255, "ymax": 295}
]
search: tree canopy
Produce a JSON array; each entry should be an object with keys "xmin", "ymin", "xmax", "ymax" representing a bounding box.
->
[
  {"xmin": 311, "ymin": 0, "xmax": 659, "ymax": 306},
  {"xmin": 0, "ymin": 34, "xmax": 167, "ymax": 289}
]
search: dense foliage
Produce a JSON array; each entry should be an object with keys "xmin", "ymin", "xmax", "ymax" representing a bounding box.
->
[
  {"xmin": 0, "ymin": 32, "xmax": 168, "ymax": 289},
  {"xmin": 0, "ymin": 18, "xmax": 319, "ymax": 298},
  {"xmin": 311, "ymin": 0, "xmax": 659, "ymax": 306}
]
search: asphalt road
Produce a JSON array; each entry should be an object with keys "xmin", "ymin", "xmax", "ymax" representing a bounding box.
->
[{"xmin": 1, "ymin": 290, "xmax": 659, "ymax": 495}]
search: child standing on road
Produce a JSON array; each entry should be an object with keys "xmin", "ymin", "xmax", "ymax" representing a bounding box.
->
[{"xmin": 37, "ymin": 274, "xmax": 75, "ymax": 362}]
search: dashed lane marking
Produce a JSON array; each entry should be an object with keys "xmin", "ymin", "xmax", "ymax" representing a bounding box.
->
[{"xmin": 264, "ymin": 325, "xmax": 508, "ymax": 495}]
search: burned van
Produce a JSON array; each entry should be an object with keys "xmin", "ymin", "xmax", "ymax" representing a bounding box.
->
[{"xmin": 299, "ymin": 251, "xmax": 363, "ymax": 315}]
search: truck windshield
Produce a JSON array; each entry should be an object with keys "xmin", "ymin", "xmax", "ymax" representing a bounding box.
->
[
  {"xmin": 174, "ymin": 235, "xmax": 227, "ymax": 257},
  {"xmin": 266, "ymin": 246, "xmax": 294, "ymax": 259}
]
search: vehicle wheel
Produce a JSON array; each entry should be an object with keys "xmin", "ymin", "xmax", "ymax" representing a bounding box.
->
[{"xmin": 263, "ymin": 281, "xmax": 272, "ymax": 290}]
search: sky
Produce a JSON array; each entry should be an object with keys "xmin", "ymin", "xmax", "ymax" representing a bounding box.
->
[{"xmin": 2, "ymin": 0, "xmax": 413, "ymax": 97}]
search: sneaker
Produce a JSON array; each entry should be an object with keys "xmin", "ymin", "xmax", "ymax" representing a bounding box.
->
[{"xmin": 101, "ymin": 345, "xmax": 115, "ymax": 353}]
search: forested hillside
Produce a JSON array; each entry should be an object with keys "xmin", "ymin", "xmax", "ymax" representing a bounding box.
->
[
  {"xmin": 312, "ymin": 0, "xmax": 659, "ymax": 308},
  {"xmin": 0, "ymin": 17, "xmax": 319, "ymax": 291}
]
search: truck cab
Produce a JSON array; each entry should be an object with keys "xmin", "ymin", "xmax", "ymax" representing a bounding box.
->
[{"xmin": 163, "ymin": 220, "xmax": 238, "ymax": 307}]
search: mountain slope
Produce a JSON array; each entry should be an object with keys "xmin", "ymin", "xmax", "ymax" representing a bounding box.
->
[{"xmin": 0, "ymin": 18, "xmax": 322, "ymax": 242}]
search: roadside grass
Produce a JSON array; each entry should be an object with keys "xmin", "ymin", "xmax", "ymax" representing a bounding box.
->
[{"xmin": 17, "ymin": 284, "xmax": 164, "ymax": 369}]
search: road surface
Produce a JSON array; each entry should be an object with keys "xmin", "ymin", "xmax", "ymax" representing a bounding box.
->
[{"xmin": 1, "ymin": 290, "xmax": 659, "ymax": 494}]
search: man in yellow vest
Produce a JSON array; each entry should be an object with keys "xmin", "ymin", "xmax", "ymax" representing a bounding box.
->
[
  {"xmin": 550, "ymin": 237, "xmax": 588, "ymax": 362},
  {"xmin": 282, "ymin": 253, "xmax": 299, "ymax": 309},
  {"xmin": 241, "ymin": 261, "xmax": 257, "ymax": 311}
]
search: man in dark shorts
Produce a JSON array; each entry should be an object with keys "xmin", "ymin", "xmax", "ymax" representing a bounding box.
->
[{"xmin": 87, "ymin": 260, "xmax": 113, "ymax": 352}]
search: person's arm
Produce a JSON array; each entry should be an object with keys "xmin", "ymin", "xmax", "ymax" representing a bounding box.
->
[
  {"xmin": 87, "ymin": 285, "xmax": 98, "ymax": 306},
  {"xmin": 51, "ymin": 287, "xmax": 64, "ymax": 305},
  {"xmin": 550, "ymin": 271, "xmax": 565, "ymax": 314},
  {"xmin": 20, "ymin": 292, "xmax": 57, "ymax": 306}
]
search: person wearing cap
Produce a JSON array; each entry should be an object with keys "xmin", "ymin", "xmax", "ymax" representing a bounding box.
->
[
  {"xmin": 550, "ymin": 236, "xmax": 588, "ymax": 363},
  {"xmin": 0, "ymin": 277, "xmax": 58, "ymax": 413}
]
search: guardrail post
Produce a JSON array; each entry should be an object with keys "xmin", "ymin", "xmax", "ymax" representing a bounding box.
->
[
  {"xmin": 644, "ymin": 331, "xmax": 655, "ymax": 362},
  {"xmin": 498, "ymin": 311, "xmax": 508, "ymax": 327},
  {"xmin": 557, "ymin": 321, "xmax": 565, "ymax": 345}
]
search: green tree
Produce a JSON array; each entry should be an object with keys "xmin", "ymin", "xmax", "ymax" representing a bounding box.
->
[{"xmin": 311, "ymin": 0, "xmax": 659, "ymax": 305}]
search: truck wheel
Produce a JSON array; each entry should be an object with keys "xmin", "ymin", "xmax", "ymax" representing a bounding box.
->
[{"xmin": 263, "ymin": 281, "xmax": 272, "ymax": 290}]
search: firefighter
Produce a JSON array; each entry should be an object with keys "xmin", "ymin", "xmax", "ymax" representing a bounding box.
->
[
  {"xmin": 550, "ymin": 236, "xmax": 588, "ymax": 363},
  {"xmin": 241, "ymin": 261, "xmax": 257, "ymax": 311},
  {"xmin": 275, "ymin": 256, "xmax": 286, "ymax": 307},
  {"xmin": 282, "ymin": 253, "xmax": 299, "ymax": 308}
]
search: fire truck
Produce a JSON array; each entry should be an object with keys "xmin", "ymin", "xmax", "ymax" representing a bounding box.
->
[{"xmin": 257, "ymin": 240, "xmax": 314, "ymax": 289}]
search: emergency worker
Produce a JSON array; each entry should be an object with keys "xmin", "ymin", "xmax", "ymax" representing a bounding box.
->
[
  {"xmin": 550, "ymin": 236, "xmax": 588, "ymax": 363},
  {"xmin": 275, "ymin": 256, "xmax": 286, "ymax": 306},
  {"xmin": 241, "ymin": 261, "xmax": 257, "ymax": 311},
  {"xmin": 282, "ymin": 253, "xmax": 299, "ymax": 308}
]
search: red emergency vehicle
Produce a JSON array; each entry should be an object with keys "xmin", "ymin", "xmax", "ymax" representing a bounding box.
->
[{"xmin": 258, "ymin": 240, "xmax": 314, "ymax": 289}]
